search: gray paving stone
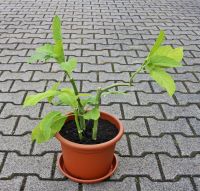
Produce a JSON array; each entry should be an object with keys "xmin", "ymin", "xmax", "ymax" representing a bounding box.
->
[
  {"xmin": 0, "ymin": 92, "xmax": 25, "ymax": 104},
  {"xmin": 102, "ymin": 92, "xmax": 138, "ymax": 105},
  {"xmin": 147, "ymin": 118, "xmax": 193, "ymax": 136},
  {"xmin": 118, "ymin": 81, "xmax": 152, "ymax": 93},
  {"xmin": 15, "ymin": 117, "xmax": 40, "ymax": 135},
  {"xmin": 159, "ymin": 154, "xmax": 200, "ymax": 179},
  {"xmin": 115, "ymin": 135, "xmax": 130, "ymax": 156},
  {"xmin": 0, "ymin": 49, "xmax": 27, "ymax": 57},
  {"xmin": 51, "ymin": 62, "xmax": 81, "ymax": 72},
  {"xmin": 41, "ymin": 103, "xmax": 71, "ymax": 118},
  {"xmin": 0, "ymin": 80, "xmax": 13, "ymax": 92},
  {"xmin": 123, "ymin": 104, "xmax": 164, "ymax": 119},
  {"xmin": 121, "ymin": 119, "xmax": 148, "ymax": 135},
  {"xmin": 0, "ymin": 117, "xmax": 17, "ymax": 134},
  {"xmin": 184, "ymin": 82, "xmax": 200, "ymax": 93},
  {"xmin": 47, "ymin": 80, "xmax": 81, "ymax": 92},
  {"xmin": 0, "ymin": 103, "xmax": 41, "ymax": 118},
  {"xmin": 0, "ymin": 71, "xmax": 33, "ymax": 81},
  {"xmin": 175, "ymin": 93, "xmax": 200, "ymax": 104},
  {"xmin": 97, "ymin": 56, "xmax": 126, "ymax": 65},
  {"xmin": 0, "ymin": 177, "xmax": 24, "ymax": 191},
  {"xmin": 151, "ymin": 81, "xmax": 187, "ymax": 93},
  {"xmin": 162, "ymin": 105, "xmax": 200, "ymax": 119},
  {"xmin": 82, "ymin": 81, "xmax": 114, "ymax": 92},
  {"xmin": 20, "ymin": 63, "xmax": 51, "ymax": 72},
  {"xmin": 0, "ymin": 134, "xmax": 32, "ymax": 154},
  {"xmin": 82, "ymin": 63, "xmax": 112, "ymax": 72},
  {"xmin": 0, "ymin": 153, "xmax": 54, "ymax": 178},
  {"xmin": 111, "ymin": 154, "xmax": 161, "ymax": 180},
  {"xmin": 140, "ymin": 177, "xmax": 194, "ymax": 191},
  {"xmin": 194, "ymin": 177, "xmax": 200, "ymax": 190},
  {"xmin": 73, "ymin": 72, "xmax": 97, "ymax": 82},
  {"xmin": 189, "ymin": 118, "xmax": 200, "ymax": 135},
  {"xmin": 0, "ymin": 152, "xmax": 5, "ymax": 166},
  {"xmin": 32, "ymin": 138, "xmax": 60, "ymax": 154},
  {"xmin": 175, "ymin": 135, "xmax": 200, "ymax": 156},
  {"xmin": 83, "ymin": 177, "xmax": 137, "ymax": 191},
  {"xmin": 130, "ymin": 135, "xmax": 178, "ymax": 156},
  {"xmin": 137, "ymin": 92, "xmax": 176, "ymax": 105},
  {"xmin": 11, "ymin": 80, "xmax": 46, "ymax": 92},
  {"xmin": 0, "ymin": 63, "xmax": 20, "ymax": 71},
  {"xmin": 32, "ymin": 71, "xmax": 65, "ymax": 81},
  {"xmin": 100, "ymin": 104, "xmax": 122, "ymax": 119},
  {"xmin": 99, "ymin": 72, "xmax": 130, "ymax": 82},
  {"xmin": 24, "ymin": 176, "xmax": 78, "ymax": 191}
]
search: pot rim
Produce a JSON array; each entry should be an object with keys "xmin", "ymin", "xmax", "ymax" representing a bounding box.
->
[{"xmin": 55, "ymin": 111, "xmax": 124, "ymax": 151}]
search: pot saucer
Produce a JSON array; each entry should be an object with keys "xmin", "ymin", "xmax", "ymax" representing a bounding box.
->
[{"xmin": 57, "ymin": 153, "xmax": 118, "ymax": 184}]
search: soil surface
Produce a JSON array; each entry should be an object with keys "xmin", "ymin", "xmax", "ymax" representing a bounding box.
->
[{"xmin": 59, "ymin": 119, "xmax": 119, "ymax": 144}]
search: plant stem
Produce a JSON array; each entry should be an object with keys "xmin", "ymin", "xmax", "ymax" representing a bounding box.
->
[
  {"xmin": 69, "ymin": 77, "xmax": 86, "ymax": 131},
  {"xmin": 92, "ymin": 89, "xmax": 101, "ymax": 140},
  {"xmin": 74, "ymin": 110, "xmax": 83, "ymax": 140},
  {"xmin": 129, "ymin": 60, "xmax": 148, "ymax": 84},
  {"xmin": 101, "ymin": 83, "xmax": 130, "ymax": 92},
  {"xmin": 92, "ymin": 119, "xmax": 98, "ymax": 140}
]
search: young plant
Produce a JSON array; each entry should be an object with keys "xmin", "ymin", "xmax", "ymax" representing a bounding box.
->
[{"xmin": 23, "ymin": 16, "xmax": 183, "ymax": 143}]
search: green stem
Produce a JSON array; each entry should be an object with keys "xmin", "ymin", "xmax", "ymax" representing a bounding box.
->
[
  {"xmin": 101, "ymin": 83, "xmax": 130, "ymax": 93},
  {"xmin": 129, "ymin": 60, "xmax": 148, "ymax": 85},
  {"xmin": 69, "ymin": 77, "xmax": 86, "ymax": 131},
  {"xmin": 92, "ymin": 119, "xmax": 98, "ymax": 140},
  {"xmin": 74, "ymin": 110, "xmax": 83, "ymax": 140},
  {"xmin": 92, "ymin": 89, "xmax": 101, "ymax": 140}
]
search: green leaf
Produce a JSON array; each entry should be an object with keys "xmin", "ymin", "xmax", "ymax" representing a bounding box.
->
[
  {"xmin": 50, "ymin": 115, "xmax": 66, "ymax": 135},
  {"xmin": 27, "ymin": 44, "xmax": 54, "ymax": 64},
  {"xmin": 150, "ymin": 56, "xmax": 182, "ymax": 68},
  {"xmin": 151, "ymin": 46, "xmax": 183, "ymax": 62},
  {"xmin": 24, "ymin": 90, "xmax": 59, "ymax": 106},
  {"xmin": 36, "ymin": 44, "xmax": 54, "ymax": 55},
  {"xmin": 47, "ymin": 81, "xmax": 61, "ymax": 103},
  {"xmin": 32, "ymin": 111, "xmax": 67, "ymax": 144},
  {"xmin": 58, "ymin": 88, "xmax": 78, "ymax": 107},
  {"xmin": 52, "ymin": 16, "xmax": 65, "ymax": 63},
  {"xmin": 60, "ymin": 58, "xmax": 77, "ymax": 75},
  {"xmin": 149, "ymin": 30, "xmax": 165, "ymax": 56},
  {"xmin": 32, "ymin": 124, "xmax": 46, "ymax": 144},
  {"xmin": 83, "ymin": 107, "xmax": 100, "ymax": 120},
  {"xmin": 81, "ymin": 95, "xmax": 98, "ymax": 106},
  {"xmin": 149, "ymin": 67, "xmax": 176, "ymax": 96},
  {"xmin": 40, "ymin": 111, "xmax": 61, "ymax": 139}
]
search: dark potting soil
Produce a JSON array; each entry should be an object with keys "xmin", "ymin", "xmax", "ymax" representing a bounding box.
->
[{"xmin": 59, "ymin": 119, "xmax": 119, "ymax": 144}]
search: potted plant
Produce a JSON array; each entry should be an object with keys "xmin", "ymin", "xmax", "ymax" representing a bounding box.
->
[{"xmin": 23, "ymin": 16, "xmax": 183, "ymax": 183}]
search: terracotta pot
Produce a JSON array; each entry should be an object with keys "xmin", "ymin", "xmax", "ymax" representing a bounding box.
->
[{"xmin": 56, "ymin": 111, "xmax": 124, "ymax": 181}]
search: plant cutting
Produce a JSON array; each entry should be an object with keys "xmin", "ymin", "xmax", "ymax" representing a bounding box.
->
[{"xmin": 23, "ymin": 15, "xmax": 183, "ymax": 183}]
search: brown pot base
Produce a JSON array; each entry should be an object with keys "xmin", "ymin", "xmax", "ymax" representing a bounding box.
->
[{"xmin": 57, "ymin": 153, "xmax": 118, "ymax": 184}]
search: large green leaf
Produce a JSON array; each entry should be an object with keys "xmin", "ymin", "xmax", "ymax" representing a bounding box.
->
[
  {"xmin": 81, "ymin": 95, "xmax": 98, "ymax": 107},
  {"xmin": 83, "ymin": 107, "xmax": 100, "ymax": 120},
  {"xmin": 151, "ymin": 46, "xmax": 183, "ymax": 62},
  {"xmin": 57, "ymin": 88, "xmax": 78, "ymax": 107},
  {"xmin": 149, "ymin": 30, "xmax": 165, "ymax": 56},
  {"xmin": 149, "ymin": 67, "xmax": 176, "ymax": 96},
  {"xmin": 40, "ymin": 111, "xmax": 61, "ymax": 139},
  {"xmin": 52, "ymin": 16, "xmax": 65, "ymax": 63},
  {"xmin": 60, "ymin": 58, "xmax": 77, "ymax": 75},
  {"xmin": 47, "ymin": 81, "xmax": 61, "ymax": 103},
  {"xmin": 150, "ymin": 56, "xmax": 182, "ymax": 68},
  {"xmin": 24, "ymin": 90, "xmax": 59, "ymax": 106},
  {"xmin": 28, "ymin": 44, "xmax": 54, "ymax": 64},
  {"xmin": 32, "ymin": 111, "xmax": 67, "ymax": 143}
]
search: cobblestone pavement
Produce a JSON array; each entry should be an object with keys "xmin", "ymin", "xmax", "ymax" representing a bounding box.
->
[{"xmin": 0, "ymin": 0, "xmax": 200, "ymax": 190}]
